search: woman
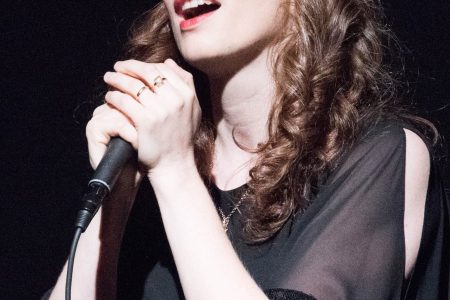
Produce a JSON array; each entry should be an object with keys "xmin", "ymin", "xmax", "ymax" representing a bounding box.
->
[{"xmin": 48, "ymin": 0, "xmax": 449, "ymax": 299}]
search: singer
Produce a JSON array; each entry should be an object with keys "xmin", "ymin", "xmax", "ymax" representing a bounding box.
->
[{"xmin": 47, "ymin": 0, "xmax": 449, "ymax": 299}]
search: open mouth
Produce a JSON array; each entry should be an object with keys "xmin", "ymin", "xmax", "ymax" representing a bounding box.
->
[{"xmin": 175, "ymin": 0, "xmax": 221, "ymax": 20}]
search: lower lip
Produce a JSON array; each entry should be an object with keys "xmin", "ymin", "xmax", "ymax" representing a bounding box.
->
[{"xmin": 180, "ymin": 11, "xmax": 216, "ymax": 31}]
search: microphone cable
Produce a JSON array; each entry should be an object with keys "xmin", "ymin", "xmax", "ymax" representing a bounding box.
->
[
  {"xmin": 65, "ymin": 138, "xmax": 134, "ymax": 300},
  {"xmin": 65, "ymin": 227, "xmax": 82, "ymax": 300}
]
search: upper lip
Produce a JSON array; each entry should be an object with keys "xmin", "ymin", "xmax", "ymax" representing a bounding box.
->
[{"xmin": 174, "ymin": 0, "xmax": 221, "ymax": 17}]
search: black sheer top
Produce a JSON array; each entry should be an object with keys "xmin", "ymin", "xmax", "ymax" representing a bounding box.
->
[{"xmin": 116, "ymin": 121, "xmax": 449, "ymax": 299}]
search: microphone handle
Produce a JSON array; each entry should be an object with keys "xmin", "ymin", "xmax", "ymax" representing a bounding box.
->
[
  {"xmin": 90, "ymin": 138, "xmax": 135, "ymax": 190},
  {"xmin": 75, "ymin": 138, "xmax": 134, "ymax": 232}
]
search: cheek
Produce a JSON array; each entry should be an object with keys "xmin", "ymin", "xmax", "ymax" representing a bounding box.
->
[
  {"xmin": 162, "ymin": 0, "xmax": 172, "ymax": 10},
  {"xmin": 165, "ymin": 14, "xmax": 184, "ymax": 53},
  {"xmin": 232, "ymin": 4, "xmax": 281, "ymax": 41}
]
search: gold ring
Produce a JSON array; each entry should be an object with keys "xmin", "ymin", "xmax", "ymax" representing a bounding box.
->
[
  {"xmin": 136, "ymin": 85, "xmax": 150, "ymax": 98},
  {"xmin": 153, "ymin": 76, "xmax": 167, "ymax": 88}
]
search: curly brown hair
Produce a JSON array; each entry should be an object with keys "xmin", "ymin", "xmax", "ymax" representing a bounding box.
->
[{"xmin": 123, "ymin": 0, "xmax": 434, "ymax": 242}]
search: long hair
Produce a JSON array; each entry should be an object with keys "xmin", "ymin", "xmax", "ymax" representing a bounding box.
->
[{"xmin": 124, "ymin": 0, "xmax": 435, "ymax": 242}]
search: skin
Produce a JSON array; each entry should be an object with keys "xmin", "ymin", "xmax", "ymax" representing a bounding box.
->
[
  {"xmin": 165, "ymin": 0, "xmax": 284, "ymax": 75},
  {"xmin": 49, "ymin": 0, "xmax": 428, "ymax": 298}
]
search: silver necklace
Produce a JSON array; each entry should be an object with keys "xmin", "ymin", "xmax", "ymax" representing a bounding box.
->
[{"xmin": 218, "ymin": 190, "xmax": 248, "ymax": 232}]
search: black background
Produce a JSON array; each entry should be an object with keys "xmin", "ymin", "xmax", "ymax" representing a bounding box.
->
[{"xmin": 1, "ymin": 1, "xmax": 449, "ymax": 299}]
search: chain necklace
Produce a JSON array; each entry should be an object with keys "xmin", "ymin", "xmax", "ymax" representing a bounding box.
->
[{"xmin": 218, "ymin": 189, "xmax": 248, "ymax": 232}]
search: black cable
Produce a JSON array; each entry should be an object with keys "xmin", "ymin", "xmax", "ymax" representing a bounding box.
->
[
  {"xmin": 64, "ymin": 138, "xmax": 133, "ymax": 299},
  {"xmin": 65, "ymin": 227, "xmax": 83, "ymax": 300}
]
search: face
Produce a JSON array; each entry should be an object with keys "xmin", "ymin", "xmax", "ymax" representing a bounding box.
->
[{"xmin": 163, "ymin": 0, "xmax": 284, "ymax": 72}]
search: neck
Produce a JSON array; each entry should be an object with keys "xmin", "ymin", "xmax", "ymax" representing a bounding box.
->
[
  {"xmin": 207, "ymin": 48, "xmax": 275, "ymax": 190},
  {"xmin": 210, "ymin": 48, "xmax": 275, "ymax": 149}
]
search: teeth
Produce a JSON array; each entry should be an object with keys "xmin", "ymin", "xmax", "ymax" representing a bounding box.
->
[{"xmin": 182, "ymin": 0, "xmax": 214, "ymax": 11}]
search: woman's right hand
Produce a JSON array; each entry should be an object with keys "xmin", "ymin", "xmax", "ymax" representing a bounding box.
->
[
  {"xmin": 49, "ymin": 104, "xmax": 142, "ymax": 300},
  {"xmin": 86, "ymin": 102, "xmax": 142, "ymax": 185},
  {"xmin": 86, "ymin": 103, "xmax": 137, "ymax": 169}
]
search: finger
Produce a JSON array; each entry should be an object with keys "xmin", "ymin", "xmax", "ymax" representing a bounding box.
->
[
  {"xmin": 87, "ymin": 118, "xmax": 138, "ymax": 153},
  {"xmin": 154, "ymin": 63, "xmax": 194, "ymax": 97},
  {"xmin": 164, "ymin": 58, "xmax": 194, "ymax": 85},
  {"xmin": 114, "ymin": 60, "xmax": 191, "ymax": 93},
  {"xmin": 147, "ymin": 78, "xmax": 186, "ymax": 112},
  {"xmin": 105, "ymin": 91, "xmax": 147, "ymax": 126},
  {"xmin": 104, "ymin": 71, "xmax": 156, "ymax": 105},
  {"xmin": 89, "ymin": 106, "xmax": 137, "ymax": 145},
  {"xmin": 92, "ymin": 103, "xmax": 110, "ymax": 117},
  {"xmin": 87, "ymin": 108, "xmax": 138, "ymax": 167},
  {"xmin": 152, "ymin": 65, "xmax": 199, "ymax": 119}
]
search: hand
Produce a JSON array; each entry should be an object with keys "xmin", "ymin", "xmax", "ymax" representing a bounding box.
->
[
  {"xmin": 85, "ymin": 90, "xmax": 143, "ymax": 194},
  {"xmin": 99, "ymin": 59, "xmax": 201, "ymax": 177}
]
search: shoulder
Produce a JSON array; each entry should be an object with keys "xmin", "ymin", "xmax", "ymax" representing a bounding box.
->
[
  {"xmin": 358, "ymin": 118, "xmax": 433, "ymax": 154},
  {"xmin": 324, "ymin": 120, "xmax": 431, "ymax": 275},
  {"xmin": 358, "ymin": 120, "xmax": 411, "ymax": 154},
  {"xmin": 403, "ymin": 128, "xmax": 430, "ymax": 275},
  {"xmin": 360, "ymin": 120, "xmax": 431, "ymax": 173},
  {"xmin": 400, "ymin": 126, "xmax": 431, "ymax": 208},
  {"xmin": 329, "ymin": 121, "xmax": 405, "ymax": 181},
  {"xmin": 403, "ymin": 128, "xmax": 430, "ymax": 178},
  {"xmin": 328, "ymin": 120, "xmax": 431, "ymax": 185}
]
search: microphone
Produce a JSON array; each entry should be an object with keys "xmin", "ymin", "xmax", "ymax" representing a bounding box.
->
[{"xmin": 74, "ymin": 137, "xmax": 134, "ymax": 232}]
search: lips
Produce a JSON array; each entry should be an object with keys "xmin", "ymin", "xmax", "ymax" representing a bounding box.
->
[{"xmin": 174, "ymin": 0, "xmax": 221, "ymax": 20}]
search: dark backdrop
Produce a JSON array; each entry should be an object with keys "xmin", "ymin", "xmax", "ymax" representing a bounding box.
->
[{"xmin": 1, "ymin": 1, "xmax": 448, "ymax": 299}]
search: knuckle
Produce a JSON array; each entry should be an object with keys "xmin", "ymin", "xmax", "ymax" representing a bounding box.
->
[
  {"xmin": 173, "ymin": 99, "xmax": 185, "ymax": 111},
  {"xmin": 144, "ymin": 65, "xmax": 156, "ymax": 78},
  {"xmin": 160, "ymin": 108, "xmax": 170, "ymax": 120},
  {"xmin": 92, "ymin": 107, "xmax": 101, "ymax": 116},
  {"xmin": 92, "ymin": 104, "xmax": 106, "ymax": 116},
  {"xmin": 133, "ymin": 113, "xmax": 148, "ymax": 127},
  {"xmin": 109, "ymin": 90, "xmax": 119, "ymax": 98},
  {"xmin": 194, "ymin": 105, "xmax": 201, "ymax": 116},
  {"xmin": 183, "ymin": 89, "xmax": 196, "ymax": 101},
  {"xmin": 85, "ymin": 120, "xmax": 98, "ymax": 137},
  {"xmin": 123, "ymin": 59, "xmax": 136, "ymax": 65},
  {"xmin": 85, "ymin": 121, "xmax": 93, "ymax": 133},
  {"xmin": 117, "ymin": 123, "xmax": 132, "ymax": 139},
  {"xmin": 186, "ymin": 72, "xmax": 194, "ymax": 80},
  {"xmin": 109, "ymin": 91, "xmax": 125, "ymax": 105},
  {"xmin": 139, "ymin": 116, "xmax": 155, "ymax": 131},
  {"xmin": 114, "ymin": 61, "xmax": 123, "ymax": 69}
]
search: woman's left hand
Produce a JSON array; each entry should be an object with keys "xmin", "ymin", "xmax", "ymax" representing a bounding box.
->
[{"xmin": 103, "ymin": 59, "xmax": 201, "ymax": 179}]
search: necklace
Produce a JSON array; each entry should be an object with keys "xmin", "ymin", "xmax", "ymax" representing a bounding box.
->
[{"xmin": 218, "ymin": 190, "xmax": 248, "ymax": 232}]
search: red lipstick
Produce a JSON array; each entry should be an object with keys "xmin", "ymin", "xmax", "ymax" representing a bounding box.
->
[
  {"xmin": 180, "ymin": 11, "xmax": 215, "ymax": 30},
  {"xmin": 174, "ymin": 0, "xmax": 221, "ymax": 31}
]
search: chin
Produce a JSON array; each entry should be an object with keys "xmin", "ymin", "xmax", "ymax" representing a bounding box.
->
[
  {"xmin": 180, "ymin": 46, "xmax": 218, "ymax": 64},
  {"xmin": 183, "ymin": 54, "xmax": 225, "ymax": 75},
  {"xmin": 177, "ymin": 41, "xmax": 232, "ymax": 72},
  {"xmin": 180, "ymin": 39, "xmax": 273, "ymax": 77}
]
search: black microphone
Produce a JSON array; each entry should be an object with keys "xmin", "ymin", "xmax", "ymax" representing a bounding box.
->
[{"xmin": 74, "ymin": 137, "xmax": 134, "ymax": 232}]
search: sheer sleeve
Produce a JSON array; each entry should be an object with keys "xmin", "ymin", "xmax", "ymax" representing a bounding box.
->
[{"xmin": 274, "ymin": 124, "xmax": 410, "ymax": 299}]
